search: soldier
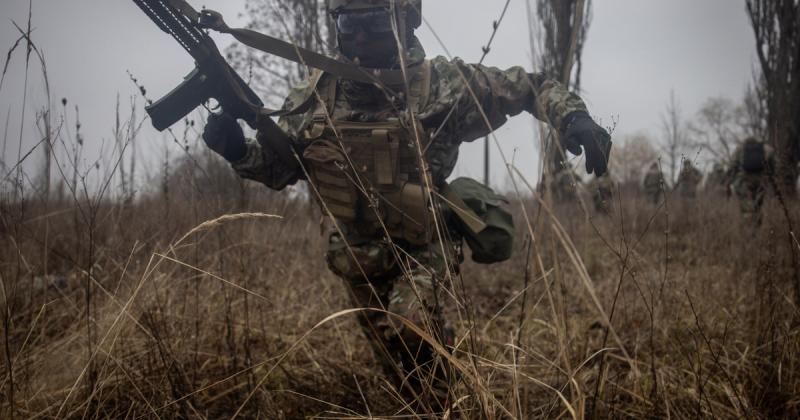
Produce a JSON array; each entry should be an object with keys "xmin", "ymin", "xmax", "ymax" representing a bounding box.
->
[
  {"xmin": 728, "ymin": 137, "xmax": 774, "ymax": 217},
  {"xmin": 551, "ymin": 161, "xmax": 580, "ymax": 203},
  {"xmin": 643, "ymin": 162, "xmax": 664, "ymax": 204},
  {"xmin": 705, "ymin": 162, "xmax": 731, "ymax": 197},
  {"xmin": 200, "ymin": 0, "xmax": 611, "ymax": 407},
  {"xmin": 588, "ymin": 173, "xmax": 613, "ymax": 213},
  {"xmin": 677, "ymin": 160, "xmax": 702, "ymax": 198}
]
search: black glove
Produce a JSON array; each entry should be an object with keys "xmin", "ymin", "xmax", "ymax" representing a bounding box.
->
[
  {"xmin": 562, "ymin": 112, "xmax": 612, "ymax": 176},
  {"xmin": 202, "ymin": 113, "xmax": 247, "ymax": 161}
]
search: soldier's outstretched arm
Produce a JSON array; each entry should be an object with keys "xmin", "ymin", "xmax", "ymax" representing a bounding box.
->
[
  {"xmin": 202, "ymin": 113, "xmax": 302, "ymax": 191},
  {"xmin": 433, "ymin": 58, "xmax": 611, "ymax": 175}
]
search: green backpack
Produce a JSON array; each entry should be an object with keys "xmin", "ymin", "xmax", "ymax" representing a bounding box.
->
[{"xmin": 444, "ymin": 177, "xmax": 515, "ymax": 264}]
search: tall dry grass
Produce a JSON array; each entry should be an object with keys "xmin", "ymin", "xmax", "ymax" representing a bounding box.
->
[
  {"xmin": 1, "ymin": 5, "xmax": 798, "ymax": 417},
  {"xmin": 1, "ymin": 169, "xmax": 799, "ymax": 418}
]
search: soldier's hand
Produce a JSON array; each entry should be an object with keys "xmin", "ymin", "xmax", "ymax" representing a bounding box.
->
[
  {"xmin": 202, "ymin": 113, "xmax": 247, "ymax": 161},
  {"xmin": 563, "ymin": 112, "xmax": 612, "ymax": 176}
]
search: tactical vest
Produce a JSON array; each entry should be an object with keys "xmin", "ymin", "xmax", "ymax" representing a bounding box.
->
[{"xmin": 301, "ymin": 61, "xmax": 435, "ymax": 245}]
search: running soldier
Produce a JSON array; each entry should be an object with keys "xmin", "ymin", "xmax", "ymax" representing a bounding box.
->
[{"xmin": 200, "ymin": 0, "xmax": 612, "ymax": 408}]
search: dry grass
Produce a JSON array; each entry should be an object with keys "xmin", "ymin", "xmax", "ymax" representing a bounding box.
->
[
  {"xmin": 1, "ymin": 176, "xmax": 799, "ymax": 419},
  {"xmin": 1, "ymin": 6, "xmax": 797, "ymax": 417}
]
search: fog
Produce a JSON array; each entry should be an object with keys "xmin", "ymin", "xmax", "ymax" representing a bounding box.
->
[{"xmin": 0, "ymin": 0, "xmax": 756, "ymax": 192}]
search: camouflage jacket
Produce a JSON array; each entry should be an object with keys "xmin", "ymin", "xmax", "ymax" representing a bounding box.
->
[
  {"xmin": 643, "ymin": 168, "xmax": 664, "ymax": 193},
  {"xmin": 678, "ymin": 165, "xmax": 702, "ymax": 185},
  {"xmin": 231, "ymin": 38, "xmax": 589, "ymax": 189},
  {"xmin": 727, "ymin": 141, "xmax": 775, "ymax": 179}
]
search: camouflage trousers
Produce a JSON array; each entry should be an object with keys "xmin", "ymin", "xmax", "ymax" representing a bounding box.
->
[
  {"xmin": 733, "ymin": 173, "xmax": 767, "ymax": 215},
  {"xmin": 592, "ymin": 186, "xmax": 613, "ymax": 213},
  {"xmin": 325, "ymin": 232, "xmax": 456, "ymax": 405},
  {"xmin": 644, "ymin": 188, "xmax": 661, "ymax": 205}
]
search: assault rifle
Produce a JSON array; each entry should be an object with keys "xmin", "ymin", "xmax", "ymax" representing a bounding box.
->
[
  {"xmin": 134, "ymin": 0, "xmax": 416, "ymax": 163},
  {"xmin": 132, "ymin": 0, "xmax": 293, "ymax": 160}
]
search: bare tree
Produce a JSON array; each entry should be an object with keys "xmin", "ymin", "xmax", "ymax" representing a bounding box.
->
[
  {"xmin": 745, "ymin": 0, "xmax": 800, "ymax": 191},
  {"xmin": 114, "ymin": 95, "xmax": 126, "ymax": 197},
  {"xmin": 528, "ymin": 0, "xmax": 593, "ymax": 175},
  {"xmin": 660, "ymin": 91, "xmax": 688, "ymax": 185},
  {"xmin": 532, "ymin": 0, "xmax": 592, "ymax": 90},
  {"xmin": 688, "ymin": 97, "xmax": 740, "ymax": 163},
  {"xmin": 609, "ymin": 132, "xmax": 658, "ymax": 187},
  {"xmin": 35, "ymin": 109, "xmax": 53, "ymax": 201},
  {"xmin": 225, "ymin": 0, "xmax": 335, "ymax": 107},
  {"xmin": 739, "ymin": 77, "xmax": 768, "ymax": 141}
]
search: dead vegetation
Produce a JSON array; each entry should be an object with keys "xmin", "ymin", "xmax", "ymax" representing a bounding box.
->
[
  {"xmin": 1, "ymin": 2, "xmax": 799, "ymax": 418},
  {"xmin": 1, "ymin": 167, "xmax": 799, "ymax": 419}
]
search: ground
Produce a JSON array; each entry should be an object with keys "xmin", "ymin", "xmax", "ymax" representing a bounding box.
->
[{"xmin": 1, "ymin": 179, "xmax": 799, "ymax": 419}]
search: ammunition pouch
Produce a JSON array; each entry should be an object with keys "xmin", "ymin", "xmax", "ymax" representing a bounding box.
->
[
  {"xmin": 303, "ymin": 119, "xmax": 433, "ymax": 245},
  {"xmin": 444, "ymin": 177, "xmax": 514, "ymax": 264}
]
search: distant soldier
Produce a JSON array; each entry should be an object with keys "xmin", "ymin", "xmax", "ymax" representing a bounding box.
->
[
  {"xmin": 588, "ymin": 174, "xmax": 613, "ymax": 213},
  {"xmin": 643, "ymin": 162, "xmax": 665, "ymax": 204},
  {"xmin": 728, "ymin": 137, "xmax": 774, "ymax": 216},
  {"xmin": 705, "ymin": 162, "xmax": 730, "ymax": 197},
  {"xmin": 552, "ymin": 162, "xmax": 580, "ymax": 203},
  {"xmin": 677, "ymin": 160, "xmax": 702, "ymax": 198}
]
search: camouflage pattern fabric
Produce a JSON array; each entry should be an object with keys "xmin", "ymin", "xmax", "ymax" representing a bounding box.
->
[
  {"xmin": 732, "ymin": 173, "xmax": 768, "ymax": 216},
  {"xmin": 232, "ymin": 37, "xmax": 588, "ymax": 187},
  {"xmin": 678, "ymin": 162, "xmax": 702, "ymax": 198},
  {"xmin": 643, "ymin": 165, "xmax": 664, "ymax": 204},
  {"xmin": 325, "ymin": 231, "xmax": 456, "ymax": 402},
  {"xmin": 229, "ymin": 35, "xmax": 590, "ymax": 402},
  {"xmin": 705, "ymin": 163, "xmax": 730, "ymax": 197},
  {"xmin": 551, "ymin": 167, "xmax": 580, "ymax": 203},
  {"xmin": 588, "ymin": 175, "xmax": 613, "ymax": 213}
]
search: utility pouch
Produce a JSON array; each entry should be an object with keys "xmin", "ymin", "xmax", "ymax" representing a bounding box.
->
[
  {"xmin": 384, "ymin": 181, "xmax": 431, "ymax": 245},
  {"xmin": 444, "ymin": 177, "xmax": 515, "ymax": 264},
  {"xmin": 303, "ymin": 139, "xmax": 359, "ymax": 221},
  {"xmin": 302, "ymin": 117, "xmax": 434, "ymax": 245}
]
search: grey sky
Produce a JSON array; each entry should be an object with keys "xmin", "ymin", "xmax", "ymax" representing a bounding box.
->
[{"xmin": 0, "ymin": 0, "xmax": 756, "ymax": 192}]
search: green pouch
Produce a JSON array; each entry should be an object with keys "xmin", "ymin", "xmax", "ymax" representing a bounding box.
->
[{"xmin": 445, "ymin": 177, "xmax": 515, "ymax": 264}]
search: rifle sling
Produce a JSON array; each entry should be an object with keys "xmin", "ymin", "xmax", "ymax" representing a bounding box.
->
[
  {"xmin": 221, "ymin": 27, "xmax": 414, "ymax": 87},
  {"xmin": 177, "ymin": 0, "xmax": 419, "ymax": 87},
  {"xmin": 162, "ymin": 1, "xmax": 420, "ymax": 102}
]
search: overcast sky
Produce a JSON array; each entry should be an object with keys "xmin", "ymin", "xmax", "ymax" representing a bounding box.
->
[{"xmin": 0, "ymin": 0, "xmax": 757, "ymax": 192}]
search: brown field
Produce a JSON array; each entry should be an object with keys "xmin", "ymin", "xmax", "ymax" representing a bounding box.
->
[{"xmin": 2, "ymin": 164, "xmax": 799, "ymax": 419}]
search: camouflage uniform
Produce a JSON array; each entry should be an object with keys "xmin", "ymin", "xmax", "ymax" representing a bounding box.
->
[
  {"xmin": 728, "ymin": 139, "xmax": 774, "ymax": 216},
  {"xmin": 677, "ymin": 161, "xmax": 702, "ymax": 198},
  {"xmin": 551, "ymin": 163, "xmax": 580, "ymax": 203},
  {"xmin": 229, "ymin": 37, "xmax": 589, "ymax": 399},
  {"xmin": 705, "ymin": 162, "xmax": 730, "ymax": 197},
  {"xmin": 588, "ymin": 174, "xmax": 613, "ymax": 213},
  {"xmin": 643, "ymin": 163, "xmax": 664, "ymax": 204}
]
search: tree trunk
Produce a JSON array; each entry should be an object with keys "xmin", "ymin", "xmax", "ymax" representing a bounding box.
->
[{"xmin": 746, "ymin": 0, "xmax": 800, "ymax": 194}]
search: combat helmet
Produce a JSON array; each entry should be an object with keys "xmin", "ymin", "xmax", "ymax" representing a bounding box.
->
[{"xmin": 328, "ymin": 0, "xmax": 422, "ymax": 29}]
